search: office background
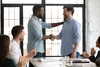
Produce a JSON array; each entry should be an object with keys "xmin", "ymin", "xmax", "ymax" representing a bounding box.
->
[{"xmin": 0, "ymin": 0, "xmax": 100, "ymax": 56}]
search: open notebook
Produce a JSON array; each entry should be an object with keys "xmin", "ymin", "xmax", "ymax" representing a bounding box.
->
[
  {"xmin": 72, "ymin": 59, "xmax": 90, "ymax": 63},
  {"xmin": 66, "ymin": 64, "xmax": 82, "ymax": 67}
]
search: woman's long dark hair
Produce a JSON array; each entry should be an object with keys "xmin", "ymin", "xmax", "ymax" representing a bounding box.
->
[
  {"xmin": 0, "ymin": 35, "xmax": 10, "ymax": 67},
  {"xmin": 98, "ymin": 36, "xmax": 100, "ymax": 43}
]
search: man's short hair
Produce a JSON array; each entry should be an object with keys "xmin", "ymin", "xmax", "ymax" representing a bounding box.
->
[
  {"xmin": 33, "ymin": 5, "xmax": 43, "ymax": 14},
  {"xmin": 63, "ymin": 5, "xmax": 74, "ymax": 15},
  {"xmin": 11, "ymin": 25, "xmax": 24, "ymax": 38}
]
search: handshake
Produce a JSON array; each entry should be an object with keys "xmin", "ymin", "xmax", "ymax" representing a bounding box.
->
[{"xmin": 48, "ymin": 34, "xmax": 55, "ymax": 41}]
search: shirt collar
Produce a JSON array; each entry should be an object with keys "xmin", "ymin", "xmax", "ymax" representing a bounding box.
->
[
  {"xmin": 64, "ymin": 17, "xmax": 73, "ymax": 23},
  {"xmin": 12, "ymin": 39, "xmax": 20, "ymax": 47},
  {"xmin": 67, "ymin": 17, "xmax": 73, "ymax": 23},
  {"xmin": 32, "ymin": 15, "xmax": 40, "ymax": 21}
]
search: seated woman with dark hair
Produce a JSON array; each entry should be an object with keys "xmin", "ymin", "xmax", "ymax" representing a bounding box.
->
[
  {"xmin": 0, "ymin": 35, "xmax": 16, "ymax": 67},
  {"xmin": 0, "ymin": 35, "xmax": 36, "ymax": 67},
  {"xmin": 82, "ymin": 36, "xmax": 100, "ymax": 66}
]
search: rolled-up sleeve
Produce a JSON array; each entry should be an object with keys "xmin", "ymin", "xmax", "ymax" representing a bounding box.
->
[
  {"xmin": 59, "ymin": 29, "xmax": 63, "ymax": 39},
  {"xmin": 41, "ymin": 21, "xmax": 52, "ymax": 28},
  {"xmin": 73, "ymin": 22, "xmax": 81, "ymax": 43}
]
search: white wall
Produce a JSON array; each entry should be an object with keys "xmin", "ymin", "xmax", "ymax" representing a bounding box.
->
[{"xmin": 86, "ymin": 0, "xmax": 100, "ymax": 54}]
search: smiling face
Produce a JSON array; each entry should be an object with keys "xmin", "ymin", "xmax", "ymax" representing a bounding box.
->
[
  {"xmin": 63, "ymin": 8, "xmax": 71, "ymax": 20},
  {"xmin": 38, "ymin": 7, "xmax": 44, "ymax": 18}
]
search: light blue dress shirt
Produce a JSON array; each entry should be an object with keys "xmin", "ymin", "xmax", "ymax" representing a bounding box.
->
[
  {"xmin": 27, "ymin": 15, "xmax": 51, "ymax": 53},
  {"xmin": 59, "ymin": 18, "xmax": 81, "ymax": 56}
]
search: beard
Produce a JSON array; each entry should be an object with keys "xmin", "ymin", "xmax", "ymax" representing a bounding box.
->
[
  {"xmin": 64, "ymin": 16, "xmax": 68, "ymax": 21},
  {"xmin": 64, "ymin": 15, "xmax": 69, "ymax": 21},
  {"xmin": 39, "ymin": 14, "xmax": 43, "ymax": 18}
]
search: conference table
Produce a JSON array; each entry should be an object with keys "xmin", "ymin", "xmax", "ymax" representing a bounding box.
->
[{"xmin": 30, "ymin": 57, "xmax": 96, "ymax": 67}]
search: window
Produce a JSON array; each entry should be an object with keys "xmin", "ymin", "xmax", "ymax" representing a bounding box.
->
[
  {"xmin": 2, "ymin": 0, "xmax": 41, "ymax": 4},
  {"xmin": 46, "ymin": 0, "xmax": 83, "ymax": 4},
  {"xmin": 1, "ymin": 0, "xmax": 85, "ymax": 56},
  {"xmin": 23, "ymin": 6, "xmax": 33, "ymax": 49},
  {"xmin": 4, "ymin": 7, "xmax": 20, "ymax": 39}
]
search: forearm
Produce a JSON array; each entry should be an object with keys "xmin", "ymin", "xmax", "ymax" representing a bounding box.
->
[
  {"xmin": 72, "ymin": 42, "xmax": 79, "ymax": 57},
  {"xmin": 51, "ymin": 22, "xmax": 64, "ymax": 27},
  {"xmin": 55, "ymin": 35, "xmax": 60, "ymax": 39},
  {"xmin": 42, "ymin": 35, "xmax": 51, "ymax": 40}
]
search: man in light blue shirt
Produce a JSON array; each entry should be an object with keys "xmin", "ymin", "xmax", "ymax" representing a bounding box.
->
[
  {"xmin": 53, "ymin": 6, "xmax": 81, "ymax": 58},
  {"xmin": 27, "ymin": 5, "xmax": 64, "ymax": 59}
]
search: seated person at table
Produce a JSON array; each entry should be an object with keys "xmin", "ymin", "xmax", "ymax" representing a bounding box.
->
[
  {"xmin": 95, "ymin": 57, "xmax": 100, "ymax": 66},
  {"xmin": 0, "ymin": 35, "xmax": 27, "ymax": 67},
  {"xmin": 82, "ymin": 36, "xmax": 100, "ymax": 63},
  {"xmin": 9, "ymin": 25, "xmax": 37, "ymax": 66}
]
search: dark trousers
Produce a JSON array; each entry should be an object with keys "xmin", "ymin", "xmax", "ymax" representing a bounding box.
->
[
  {"xmin": 67, "ymin": 52, "xmax": 80, "ymax": 58},
  {"xmin": 29, "ymin": 52, "xmax": 42, "ymax": 67}
]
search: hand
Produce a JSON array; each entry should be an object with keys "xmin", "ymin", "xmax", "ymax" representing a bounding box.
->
[
  {"xmin": 91, "ymin": 47, "xmax": 96, "ymax": 56},
  {"xmin": 27, "ymin": 48, "xmax": 37, "ymax": 58},
  {"xmin": 71, "ymin": 52, "xmax": 76, "ymax": 58},
  {"xmin": 82, "ymin": 52, "xmax": 89, "ymax": 58},
  {"xmin": 49, "ymin": 34, "xmax": 55, "ymax": 41},
  {"xmin": 17, "ymin": 56, "xmax": 28, "ymax": 67}
]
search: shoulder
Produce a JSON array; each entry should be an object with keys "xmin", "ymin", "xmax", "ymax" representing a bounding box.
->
[
  {"xmin": 10, "ymin": 40, "xmax": 18, "ymax": 50},
  {"xmin": 95, "ymin": 57, "xmax": 100, "ymax": 66},
  {"xmin": 3, "ymin": 58, "xmax": 16, "ymax": 67},
  {"xmin": 5, "ymin": 58, "xmax": 15, "ymax": 63},
  {"xmin": 71, "ymin": 19, "xmax": 80, "ymax": 24},
  {"xmin": 72, "ymin": 19, "xmax": 81, "ymax": 27},
  {"xmin": 28, "ymin": 17, "xmax": 38, "ymax": 26},
  {"xmin": 29, "ymin": 17, "xmax": 35, "ymax": 23}
]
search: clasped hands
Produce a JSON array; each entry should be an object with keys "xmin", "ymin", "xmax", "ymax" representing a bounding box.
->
[{"xmin": 49, "ymin": 34, "xmax": 55, "ymax": 41}]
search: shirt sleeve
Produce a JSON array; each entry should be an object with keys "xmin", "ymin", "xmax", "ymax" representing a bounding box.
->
[
  {"xmin": 73, "ymin": 22, "xmax": 81, "ymax": 43},
  {"xmin": 59, "ymin": 29, "xmax": 62, "ymax": 39},
  {"xmin": 89, "ymin": 55, "xmax": 96, "ymax": 62},
  {"xmin": 95, "ymin": 57, "xmax": 100, "ymax": 66},
  {"xmin": 41, "ymin": 20, "xmax": 52, "ymax": 28},
  {"xmin": 28, "ymin": 19, "xmax": 43, "ymax": 40}
]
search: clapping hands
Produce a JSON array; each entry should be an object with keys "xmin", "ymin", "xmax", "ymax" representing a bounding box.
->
[
  {"xmin": 82, "ymin": 47, "xmax": 96, "ymax": 58},
  {"xmin": 82, "ymin": 52, "xmax": 89, "ymax": 58},
  {"xmin": 91, "ymin": 47, "xmax": 96, "ymax": 56},
  {"xmin": 27, "ymin": 48, "xmax": 37, "ymax": 58},
  {"xmin": 17, "ymin": 48, "xmax": 37, "ymax": 67}
]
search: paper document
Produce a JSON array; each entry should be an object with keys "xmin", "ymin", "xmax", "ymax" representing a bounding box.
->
[{"xmin": 38, "ymin": 58, "xmax": 60, "ymax": 62}]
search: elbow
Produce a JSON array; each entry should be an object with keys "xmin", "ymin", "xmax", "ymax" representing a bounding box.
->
[{"xmin": 36, "ymin": 35, "xmax": 43, "ymax": 40}]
